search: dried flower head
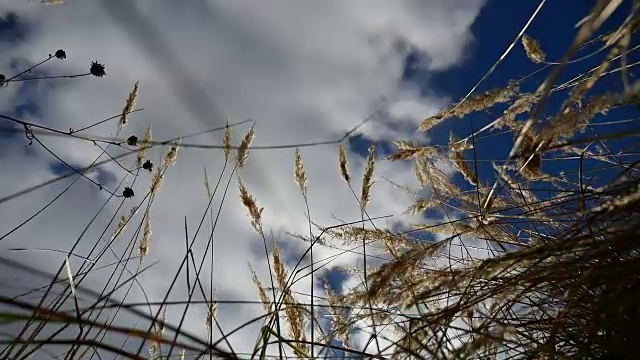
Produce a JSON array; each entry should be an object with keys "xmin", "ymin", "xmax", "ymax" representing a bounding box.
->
[
  {"xmin": 90, "ymin": 61, "xmax": 106, "ymax": 78},
  {"xmin": 361, "ymin": 144, "xmax": 376, "ymax": 211},
  {"xmin": 127, "ymin": 135, "xmax": 138, "ymax": 146},
  {"xmin": 142, "ymin": 160, "xmax": 153, "ymax": 172},
  {"xmin": 54, "ymin": 49, "xmax": 66, "ymax": 60},
  {"xmin": 122, "ymin": 187, "xmax": 134, "ymax": 198},
  {"xmin": 522, "ymin": 34, "xmax": 546, "ymax": 63},
  {"xmin": 0, "ymin": 74, "xmax": 6, "ymax": 87},
  {"xmin": 294, "ymin": 148, "xmax": 307, "ymax": 196}
]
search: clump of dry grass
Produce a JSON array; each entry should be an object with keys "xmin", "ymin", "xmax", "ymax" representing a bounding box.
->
[{"xmin": 317, "ymin": 5, "xmax": 640, "ymax": 359}]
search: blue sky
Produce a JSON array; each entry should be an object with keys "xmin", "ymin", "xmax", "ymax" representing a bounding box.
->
[{"xmin": 0, "ymin": 0, "xmax": 638, "ymax": 357}]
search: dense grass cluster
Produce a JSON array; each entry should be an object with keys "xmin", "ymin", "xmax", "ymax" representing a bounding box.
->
[{"xmin": 0, "ymin": 1, "xmax": 639, "ymax": 359}]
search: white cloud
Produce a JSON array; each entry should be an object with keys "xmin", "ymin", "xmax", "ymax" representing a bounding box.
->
[{"xmin": 0, "ymin": 0, "xmax": 484, "ymax": 357}]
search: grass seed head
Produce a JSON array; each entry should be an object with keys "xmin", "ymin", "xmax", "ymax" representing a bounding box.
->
[
  {"xmin": 522, "ymin": 34, "xmax": 546, "ymax": 63},
  {"xmin": 294, "ymin": 148, "xmax": 307, "ymax": 196},
  {"xmin": 236, "ymin": 127, "xmax": 255, "ymax": 168},
  {"xmin": 250, "ymin": 266, "xmax": 272, "ymax": 312},
  {"xmin": 136, "ymin": 126, "xmax": 152, "ymax": 166},
  {"xmin": 338, "ymin": 144, "xmax": 350, "ymax": 182},
  {"xmin": 361, "ymin": 144, "xmax": 376, "ymax": 212},
  {"xmin": 119, "ymin": 81, "xmax": 139, "ymax": 127},
  {"xmin": 238, "ymin": 177, "xmax": 263, "ymax": 234},
  {"xmin": 139, "ymin": 212, "xmax": 151, "ymax": 260},
  {"xmin": 224, "ymin": 119, "xmax": 232, "ymax": 162}
]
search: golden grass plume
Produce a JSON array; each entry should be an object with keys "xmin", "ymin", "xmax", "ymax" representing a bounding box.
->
[
  {"xmin": 119, "ymin": 81, "xmax": 139, "ymax": 127},
  {"xmin": 360, "ymin": 144, "xmax": 376, "ymax": 212}
]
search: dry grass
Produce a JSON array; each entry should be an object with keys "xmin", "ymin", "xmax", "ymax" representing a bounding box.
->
[
  {"xmin": 1, "ymin": 1, "xmax": 639, "ymax": 359},
  {"xmin": 360, "ymin": 144, "xmax": 376, "ymax": 212},
  {"xmin": 236, "ymin": 126, "xmax": 255, "ymax": 169},
  {"xmin": 522, "ymin": 34, "xmax": 546, "ymax": 63},
  {"xmin": 119, "ymin": 81, "xmax": 139, "ymax": 127}
]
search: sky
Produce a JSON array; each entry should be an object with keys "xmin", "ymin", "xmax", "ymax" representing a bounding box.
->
[{"xmin": 0, "ymin": 0, "xmax": 637, "ymax": 358}]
